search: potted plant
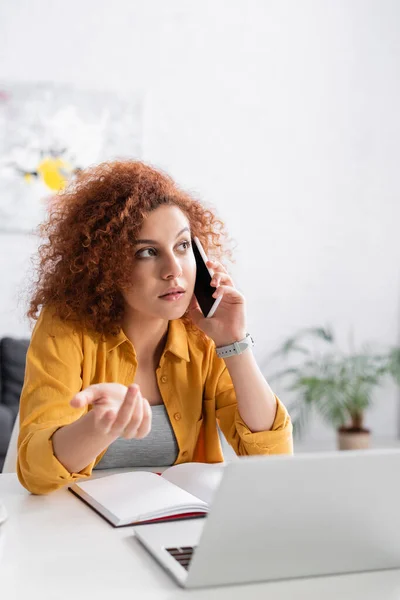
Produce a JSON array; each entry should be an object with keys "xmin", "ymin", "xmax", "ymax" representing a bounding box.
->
[{"xmin": 268, "ymin": 327, "xmax": 400, "ymax": 450}]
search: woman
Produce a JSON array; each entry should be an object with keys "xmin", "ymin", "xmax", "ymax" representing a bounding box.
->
[{"xmin": 18, "ymin": 161, "xmax": 293, "ymax": 494}]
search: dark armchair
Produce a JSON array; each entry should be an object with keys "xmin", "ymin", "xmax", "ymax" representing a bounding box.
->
[{"xmin": 0, "ymin": 337, "xmax": 29, "ymax": 471}]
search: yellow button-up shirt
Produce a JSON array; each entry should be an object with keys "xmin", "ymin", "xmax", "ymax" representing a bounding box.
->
[{"xmin": 18, "ymin": 307, "xmax": 293, "ymax": 494}]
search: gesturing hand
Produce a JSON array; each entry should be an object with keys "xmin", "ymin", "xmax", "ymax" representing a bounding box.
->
[{"xmin": 70, "ymin": 383, "xmax": 152, "ymax": 440}]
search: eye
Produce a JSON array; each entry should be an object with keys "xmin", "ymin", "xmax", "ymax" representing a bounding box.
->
[
  {"xmin": 136, "ymin": 247, "xmax": 157, "ymax": 258},
  {"xmin": 177, "ymin": 240, "xmax": 191, "ymax": 252}
]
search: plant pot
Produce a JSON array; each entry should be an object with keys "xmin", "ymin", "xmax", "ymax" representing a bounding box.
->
[{"xmin": 337, "ymin": 428, "xmax": 371, "ymax": 451}]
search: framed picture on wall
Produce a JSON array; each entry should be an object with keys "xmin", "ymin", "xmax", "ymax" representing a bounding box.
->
[{"xmin": 0, "ymin": 82, "xmax": 143, "ymax": 233}]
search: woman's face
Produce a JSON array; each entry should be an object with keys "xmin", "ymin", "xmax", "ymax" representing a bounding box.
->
[{"xmin": 122, "ymin": 205, "xmax": 196, "ymax": 321}]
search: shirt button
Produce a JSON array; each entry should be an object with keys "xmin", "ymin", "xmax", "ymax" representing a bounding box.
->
[
  {"xmin": 182, "ymin": 450, "xmax": 188, "ymax": 458},
  {"xmin": 174, "ymin": 412, "xmax": 181, "ymax": 421},
  {"xmin": 161, "ymin": 375, "xmax": 168, "ymax": 383}
]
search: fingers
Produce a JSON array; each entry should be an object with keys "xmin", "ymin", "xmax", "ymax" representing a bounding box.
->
[
  {"xmin": 210, "ymin": 271, "xmax": 234, "ymax": 289},
  {"xmin": 109, "ymin": 384, "xmax": 152, "ymax": 440},
  {"xmin": 125, "ymin": 397, "xmax": 152, "ymax": 440},
  {"xmin": 70, "ymin": 385, "xmax": 103, "ymax": 408},
  {"xmin": 72, "ymin": 382, "xmax": 152, "ymax": 440},
  {"xmin": 212, "ymin": 284, "xmax": 245, "ymax": 303},
  {"xmin": 120, "ymin": 385, "xmax": 143, "ymax": 438},
  {"xmin": 94, "ymin": 408, "xmax": 117, "ymax": 432},
  {"xmin": 207, "ymin": 260, "xmax": 228, "ymax": 274},
  {"xmin": 207, "ymin": 260, "xmax": 234, "ymax": 288},
  {"xmin": 207, "ymin": 259, "xmax": 227, "ymax": 271},
  {"xmin": 70, "ymin": 383, "xmax": 126, "ymax": 408},
  {"xmin": 109, "ymin": 384, "xmax": 139, "ymax": 435}
]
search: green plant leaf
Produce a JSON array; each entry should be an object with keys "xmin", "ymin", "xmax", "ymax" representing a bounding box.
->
[
  {"xmin": 388, "ymin": 348, "xmax": 400, "ymax": 384},
  {"xmin": 268, "ymin": 367, "xmax": 302, "ymax": 382},
  {"xmin": 267, "ymin": 326, "xmax": 400, "ymax": 436},
  {"xmin": 268, "ymin": 326, "xmax": 334, "ymax": 362}
]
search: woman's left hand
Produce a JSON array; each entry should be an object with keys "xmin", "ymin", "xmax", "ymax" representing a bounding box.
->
[{"xmin": 188, "ymin": 260, "xmax": 247, "ymax": 348}]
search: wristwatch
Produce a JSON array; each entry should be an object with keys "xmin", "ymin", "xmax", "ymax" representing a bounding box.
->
[{"xmin": 216, "ymin": 333, "xmax": 255, "ymax": 358}]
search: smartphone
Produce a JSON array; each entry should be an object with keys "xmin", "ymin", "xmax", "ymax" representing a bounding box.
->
[{"xmin": 192, "ymin": 236, "xmax": 223, "ymax": 318}]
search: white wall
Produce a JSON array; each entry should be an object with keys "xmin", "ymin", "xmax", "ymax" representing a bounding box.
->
[{"xmin": 0, "ymin": 0, "xmax": 399, "ymax": 440}]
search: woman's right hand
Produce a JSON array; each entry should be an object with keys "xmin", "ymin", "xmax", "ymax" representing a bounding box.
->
[{"xmin": 70, "ymin": 383, "xmax": 152, "ymax": 440}]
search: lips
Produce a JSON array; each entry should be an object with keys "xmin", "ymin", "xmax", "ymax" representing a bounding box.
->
[{"xmin": 159, "ymin": 287, "xmax": 185, "ymax": 298}]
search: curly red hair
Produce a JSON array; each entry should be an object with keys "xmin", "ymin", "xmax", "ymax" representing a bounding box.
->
[{"xmin": 28, "ymin": 160, "xmax": 230, "ymax": 336}]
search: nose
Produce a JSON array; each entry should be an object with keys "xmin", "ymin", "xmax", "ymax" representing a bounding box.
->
[{"xmin": 161, "ymin": 252, "xmax": 183, "ymax": 280}]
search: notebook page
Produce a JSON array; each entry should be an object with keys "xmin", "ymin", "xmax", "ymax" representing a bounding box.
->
[
  {"xmin": 72, "ymin": 471, "xmax": 207, "ymax": 525},
  {"xmin": 162, "ymin": 462, "xmax": 225, "ymax": 504}
]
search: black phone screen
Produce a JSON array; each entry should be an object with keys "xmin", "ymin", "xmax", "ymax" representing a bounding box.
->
[{"xmin": 192, "ymin": 240, "xmax": 215, "ymax": 316}]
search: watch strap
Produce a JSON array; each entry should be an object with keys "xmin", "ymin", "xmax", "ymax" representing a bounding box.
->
[{"xmin": 216, "ymin": 333, "xmax": 255, "ymax": 358}]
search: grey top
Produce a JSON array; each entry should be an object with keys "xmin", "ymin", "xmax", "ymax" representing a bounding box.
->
[{"xmin": 94, "ymin": 404, "xmax": 179, "ymax": 469}]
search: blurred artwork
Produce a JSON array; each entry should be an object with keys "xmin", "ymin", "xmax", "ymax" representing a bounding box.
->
[{"xmin": 0, "ymin": 83, "xmax": 142, "ymax": 233}]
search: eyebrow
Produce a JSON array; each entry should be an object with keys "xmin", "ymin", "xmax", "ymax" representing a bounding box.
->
[{"xmin": 134, "ymin": 226, "xmax": 190, "ymax": 246}]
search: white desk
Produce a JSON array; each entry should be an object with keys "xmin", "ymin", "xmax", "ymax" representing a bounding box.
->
[{"xmin": 2, "ymin": 474, "xmax": 400, "ymax": 599}]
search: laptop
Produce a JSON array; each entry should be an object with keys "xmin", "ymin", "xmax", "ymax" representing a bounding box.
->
[{"xmin": 133, "ymin": 448, "xmax": 400, "ymax": 588}]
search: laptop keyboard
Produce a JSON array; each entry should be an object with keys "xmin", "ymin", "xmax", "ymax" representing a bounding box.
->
[{"xmin": 165, "ymin": 546, "xmax": 197, "ymax": 571}]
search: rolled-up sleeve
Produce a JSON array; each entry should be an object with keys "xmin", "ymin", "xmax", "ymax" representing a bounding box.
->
[
  {"xmin": 17, "ymin": 309, "xmax": 94, "ymax": 494},
  {"xmin": 210, "ymin": 357, "xmax": 293, "ymax": 456}
]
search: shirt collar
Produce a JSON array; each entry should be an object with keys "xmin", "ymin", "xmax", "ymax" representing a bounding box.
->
[
  {"xmin": 164, "ymin": 319, "xmax": 190, "ymax": 362},
  {"xmin": 105, "ymin": 328, "xmax": 129, "ymax": 354},
  {"xmin": 106, "ymin": 319, "xmax": 190, "ymax": 362}
]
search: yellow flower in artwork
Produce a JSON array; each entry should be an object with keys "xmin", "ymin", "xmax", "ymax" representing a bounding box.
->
[{"xmin": 36, "ymin": 157, "xmax": 73, "ymax": 191}]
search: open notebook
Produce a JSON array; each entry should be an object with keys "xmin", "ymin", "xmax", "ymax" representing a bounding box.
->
[{"xmin": 69, "ymin": 462, "xmax": 225, "ymax": 527}]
